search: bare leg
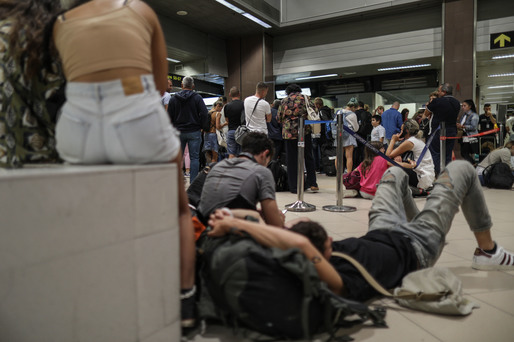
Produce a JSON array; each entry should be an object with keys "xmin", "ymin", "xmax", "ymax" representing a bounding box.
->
[
  {"xmin": 345, "ymin": 145, "xmax": 353, "ymax": 171},
  {"xmin": 474, "ymin": 230, "xmax": 495, "ymax": 251},
  {"xmin": 172, "ymin": 153, "xmax": 195, "ymax": 290}
]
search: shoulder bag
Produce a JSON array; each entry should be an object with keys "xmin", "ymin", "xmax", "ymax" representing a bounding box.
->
[
  {"xmin": 235, "ymin": 98, "xmax": 262, "ymax": 145},
  {"xmin": 332, "ymin": 252, "xmax": 478, "ymax": 315},
  {"xmin": 303, "ymin": 94, "xmax": 320, "ymax": 121},
  {"xmin": 342, "ymin": 169, "xmax": 361, "ymax": 190}
]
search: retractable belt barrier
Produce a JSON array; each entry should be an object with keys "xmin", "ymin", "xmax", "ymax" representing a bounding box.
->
[
  {"xmin": 439, "ymin": 128, "xmax": 500, "ymax": 140},
  {"xmin": 304, "ymin": 119, "xmax": 439, "ymax": 170}
]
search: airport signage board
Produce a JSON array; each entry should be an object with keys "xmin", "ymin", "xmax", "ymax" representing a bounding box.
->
[{"xmin": 490, "ymin": 31, "xmax": 514, "ymax": 50}]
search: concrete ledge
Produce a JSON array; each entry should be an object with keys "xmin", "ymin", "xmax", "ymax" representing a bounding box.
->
[{"xmin": 0, "ymin": 164, "xmax": 180, "ymax": 342}]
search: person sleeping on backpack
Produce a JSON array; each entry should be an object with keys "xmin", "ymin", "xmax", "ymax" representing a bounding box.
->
[
  {"xmin": 476, "ymin": 141, "xmax": 514, "ymax": 186},
  {"xmin": 207, "ymin": 161, "xmax": 514, "ymax": 301}
]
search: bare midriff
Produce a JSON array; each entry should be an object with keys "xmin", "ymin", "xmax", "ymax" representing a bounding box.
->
[{"xmin": 71, "ymin": 67, "xmax": 150, "ymax": 83}]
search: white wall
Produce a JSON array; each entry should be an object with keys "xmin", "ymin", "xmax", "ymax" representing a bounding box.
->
[{"xmin": 280, "ymin": 0, "xmax": 429, "ymax": 26}]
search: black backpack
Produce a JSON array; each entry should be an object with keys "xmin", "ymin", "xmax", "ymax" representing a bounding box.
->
[
  {"xmin": 187, "ymin": 162, "xmax": 217, "ymax": 207},
  {"xmin": 483, "ymin": 162, "xmax": 514, "ymax": 189},
  {"xmin": 268, "ymin": 160, "xmax": 289, "ymax": 192},
  {"xmin": 321, "ymin": 145, "xmax": 337, "ymax": 176},
  {"xmin": 197, "ymin": 233, "xmax": 386, "ymax": 340}
]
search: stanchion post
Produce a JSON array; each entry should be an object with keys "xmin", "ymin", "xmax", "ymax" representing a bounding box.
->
[
  {"xmin": 499, "ymin": 123, "xmax": 504, "ymax": 146},
  {"xmin": 440, "ymin": 122, "xmax": 446, "ymax": 173},
  {"xmin": 285, "ymin": 116, "xmax": 316, "ymax": 212},
  {"xmin": 335, "ymin": 113, "xmax": 344, "ymax": 206},
  {"xmin": 297, "ymin": 116, "xmax": 305, "ymax": 202},
  {"xmin": 323, "ymin": 112, "xmax": 356, "ymax": 213}
]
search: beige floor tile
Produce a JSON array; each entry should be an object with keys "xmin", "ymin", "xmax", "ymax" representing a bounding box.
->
[
  {"xmin": 398, "ymin": 299, "xmax": 514, "ymax": 342},
  {"xmin": 470, "ymin": 288, "xmax": 514, "ymax": 316}
]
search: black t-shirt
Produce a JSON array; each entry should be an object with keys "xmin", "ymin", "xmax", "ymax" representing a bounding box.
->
[
  {"xmin": 478, "ymin": 114, "xmax": 497, "ymax": 135},
  {"xmin": 330, "ymin": 230, "xmax": 418, "ymax": 302},
  {"xmin": 224, "ymin": 99, "xmax": 244, "ymax": 130},
  {"xmin": 355, "ymin": 108, "xmax": 372, "ymax": 137},
  {"xmin": 427, "ymin": 95, "xmax": 460, "ymax": 131}
]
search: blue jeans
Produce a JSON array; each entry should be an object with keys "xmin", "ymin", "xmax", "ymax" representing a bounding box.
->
[
  {"xmin": 226, "ymin": 130, "xmax": 240, "ymax": 156},
  {"xmin": 369, "ymin": 161, "xmax": 492, "ymax": 268},
  {"xmin": 180, "ymin": 130, "xmax": 202, "ymax": 182}
]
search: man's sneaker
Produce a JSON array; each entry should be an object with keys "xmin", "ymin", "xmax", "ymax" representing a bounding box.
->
[
  {"xmin": 310, "ymin": 186, "xmax": 319, "ymax": 192},
  {"xmin": 181, "ymin": 286, "xmax": 196, "ymax": 329},
  {"xmin": 472, "ymin": 245, "xmax": 514, "ymax": 270}
]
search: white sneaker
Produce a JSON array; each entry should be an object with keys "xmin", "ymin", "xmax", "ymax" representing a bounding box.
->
[{"xmin": 472, "ymin": 245, "xmax": 514, "ymax": 270}]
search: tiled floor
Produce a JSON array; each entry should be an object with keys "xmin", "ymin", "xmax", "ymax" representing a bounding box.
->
[{"xmin": 187, "ymin": 174, "xmax": 514, "ymax": 342}]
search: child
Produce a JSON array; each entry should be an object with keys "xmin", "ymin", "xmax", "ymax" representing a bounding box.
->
[
  {"xmin": 370, "ymin": 115, "xmax": 385, "ymax": 143},
  {"xmin": 356, "ymin": 141, "xmax": 389, "ymax": 199}
]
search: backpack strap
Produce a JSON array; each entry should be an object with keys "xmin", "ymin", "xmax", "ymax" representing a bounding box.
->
[{"xmin": 331, "ymin": 252, "xmax": 448, "ymax": 301}]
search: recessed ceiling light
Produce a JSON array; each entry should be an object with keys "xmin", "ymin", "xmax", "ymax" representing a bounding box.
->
[
  {"xmin": 343, "ymin": 72, "xmax": 357, "ymax": 75},
  {"xmin": 492, "ymin": 54, "xmax": 514, "ymax": 60},
  {"xmin": 166, "ymin": 58, "xmax": 181, "ymax": 63},
  {"xmin": 488, "ymin": 73, "xmax": 514, "ymax": 77},
  {"xmin": 296, "ymin": 74, "xmax": 338, "ymax": 81},
  {"xmin": 378, "ymin": 64, "xmax": 431, "ymax": 71},
  {"xmin": 177, "ymin": 10, "xmax": 188, "ymax": 16}
]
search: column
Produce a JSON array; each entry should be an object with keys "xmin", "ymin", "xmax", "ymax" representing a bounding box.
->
[{"xmin": 226, "ymin": 33, "xmax": 274, "ymax": 102}]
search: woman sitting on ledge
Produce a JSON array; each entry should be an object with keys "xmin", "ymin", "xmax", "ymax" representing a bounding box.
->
[{"xmin": 53, "ymin": 0, "xmax": 196, "ymax": 328}]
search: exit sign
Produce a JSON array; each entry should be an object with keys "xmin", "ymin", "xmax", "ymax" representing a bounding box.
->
[{"xmin": 490, "ymin": 31, "xmax": 514, "ymax": 50}]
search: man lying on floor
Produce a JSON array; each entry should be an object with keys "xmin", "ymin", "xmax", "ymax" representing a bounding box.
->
[{"xmin": 207, "ymin": 160, "xmax": 514, "ymax": 301}]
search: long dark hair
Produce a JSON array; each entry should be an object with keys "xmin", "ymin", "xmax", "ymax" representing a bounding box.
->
[
  {"xmin": 463, "ymin": 99, "xmax": 477, "ymax": 114},
  {"xmin": 360, "ymin": 141, "xmax": 384, "ymax": 176},
  {"xmin": 0, "ymin": 0, "xmax": 64, "ymax": 80}
]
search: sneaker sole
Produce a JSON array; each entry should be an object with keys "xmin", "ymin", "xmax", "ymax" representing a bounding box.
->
[{"xmin": 472, "ymin": 263, "xmax": 514, "ymax": 270}]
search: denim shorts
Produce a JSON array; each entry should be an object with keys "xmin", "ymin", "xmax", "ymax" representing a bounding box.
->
[
  {"xmin": 56, "ymin": 75, "xmax": 180, "ymax": 164},
  {"xmin": 203, "ymin": 132, "xmax": 218, "ymax": 152}
]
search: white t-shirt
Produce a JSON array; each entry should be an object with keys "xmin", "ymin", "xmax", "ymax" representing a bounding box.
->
[
  {"xmin": 161, "ymin": 92, "xmax": 171, "ymax": 106},
  {"xmin": 371, "ymin": 125, "xmax": 386, "ymax": 142},
  {"xmin": 244, "ymin": 96, "xmax": 271, "ymax": 134},
  {"xmin": 407, "ymin": 136, "xmax": 435, "ymax": 189}
]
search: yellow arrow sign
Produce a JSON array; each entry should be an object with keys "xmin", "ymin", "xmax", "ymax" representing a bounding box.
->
[{"xmin": 494, "ymin": 34, "xmax": 511, "ymax": 48}]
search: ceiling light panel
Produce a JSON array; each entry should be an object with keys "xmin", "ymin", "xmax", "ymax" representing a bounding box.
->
[
  {"xmin": 215, "ymin": 0, "xmax": 245, "ymax": 14},
  {"xmin": 488, "ymin": 73, "xmax": 514, "ymax": 77},
  {"xmin": 377, "ymin": 64, "xmax": 431, "ymax": 72},
  {"xmin": 487, "ymin": 85, "xmax": 513, "ymax": 89},
  {"xmin": 492, "ymin": 54, "xmax": 514, "ymax": 60},
  {"xmin": 296, "ymin": 74, "xmax": 338, "ymax": 81}
]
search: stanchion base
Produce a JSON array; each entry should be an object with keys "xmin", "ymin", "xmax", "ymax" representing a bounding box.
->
[
  {"xmin": 285, "ymin": 201, "xmax": 316, "ymax": 212},
  {"xmin": 322, "ymin": 205, "xmax": 357, "ymax": 212}
]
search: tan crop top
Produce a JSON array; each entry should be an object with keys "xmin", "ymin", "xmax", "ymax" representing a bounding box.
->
[{"xmin": 54, "ymin": 1, "xmax": 153, "ymax": 80}]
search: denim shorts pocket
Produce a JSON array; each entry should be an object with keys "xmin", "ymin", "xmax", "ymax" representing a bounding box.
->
[
  {"xmin": 113, "ymin": 106, "xmax": 164, "ymax": 162},
  {"xmin": 56, "ymin": 113, "xmax": 91, "ymax": 162}
]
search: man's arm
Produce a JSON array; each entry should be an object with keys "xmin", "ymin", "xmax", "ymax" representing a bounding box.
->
[
  {"xmin": 260, "ymin": 198, "xmax": 285, "ymax": 227},
  {"xmin": 207, "ymin": 210, "xmax": 344, "ymax": 295}
]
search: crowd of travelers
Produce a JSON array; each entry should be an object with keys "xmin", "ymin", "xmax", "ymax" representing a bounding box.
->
[{"xmin": 2, "ymin": 0, "xmax": 514, "ymax": 338}]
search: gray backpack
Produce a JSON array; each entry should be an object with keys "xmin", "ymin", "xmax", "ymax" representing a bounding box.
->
[{"xmin": 197, "ymin": 233, "xmax": 386, "ymax": 340}]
